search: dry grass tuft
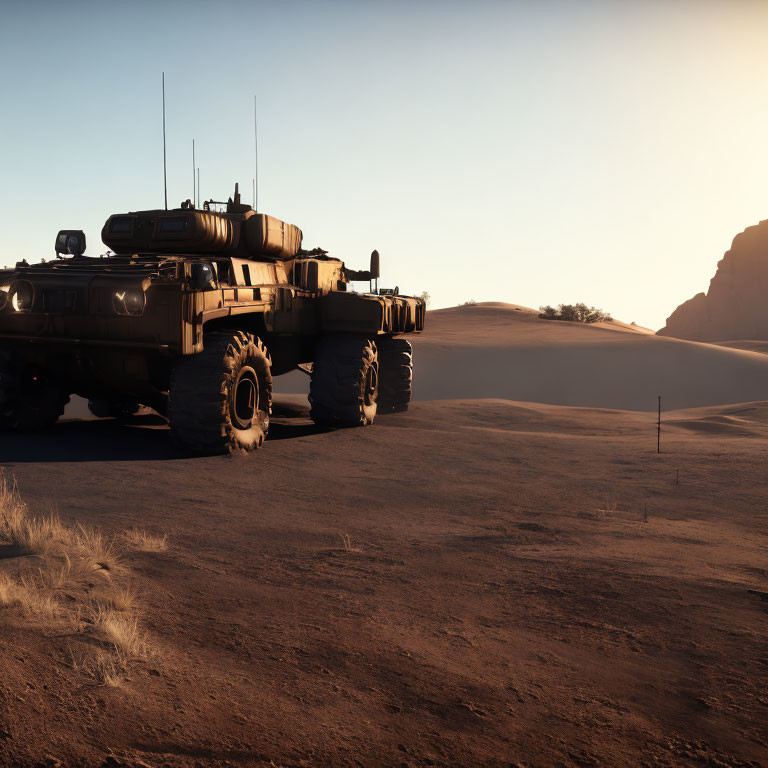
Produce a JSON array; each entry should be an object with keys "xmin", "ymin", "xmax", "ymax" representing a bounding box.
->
[
  {"xmin": 579, "ymin": 496, "xmax": 618, "ymax": 521},
  {"xmin": 595, "ymin": 497, "xmax": 616, "ymax": 521},
  {"xmin": 73, "ymin": 524, "xmax": 122, "ymax": 572},
  {"xmin": 0, "ymin": 571, "xmax": 13, "ymax": 605},
  {"xmin": 89, "ymin": 650, "xmax": 126, "ymax": 687},
  {"xmin": 0, "ymin": 476, "xmax": 79, "ymax": 557},
  {"xmin": 0, "ymin": 476, "xmax": 28, "ymax": 542},
  {"xmin": 1, "ymin": 567, "xmax": 57, "ymax": 616},
  {"xmin": 1, "ymin": 477, "xmax": 124, "ymax": 569},
  {"xmin": 16, "ymin": 575, "xmax": 59, "ymax": 619},
  {"xmin": 36, "ymin": 552, "xmax": 108, "ymax": 590},
  {"xmin": 94, "ymin": 604, "xmax": 146, "ymax": 659},
  {"xmin": 122, "ymin": 527, "xmax": 167, "ymax": 553},
  {"xmin": 68, "ymin": 647, "xmax": 126, "ymax": 687},
  {"xmin": 95, "ymin": 583, "xmax": 138, "ymax": 613},
  {"xmin": 1, "ymin": 472, "xmax": 151, "ymax": 686}
]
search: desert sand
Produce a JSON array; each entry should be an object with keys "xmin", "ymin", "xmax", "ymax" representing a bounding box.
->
[{"xmin": 1, "ymin": 303, "xmax": 767, "ymax": 767}]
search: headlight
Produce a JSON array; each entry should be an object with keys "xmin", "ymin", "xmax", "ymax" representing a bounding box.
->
[
  {"xmin": 113, "ymin": 289, "xmax": 146, "ymax": 316},
  {"xmin": 8, "ymin": 282, "xmax": 34, "ymax": 312}
]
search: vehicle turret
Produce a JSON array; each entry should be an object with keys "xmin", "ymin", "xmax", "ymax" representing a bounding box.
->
[{"xmin": 102, "ymin": 184, "xmax": 303, "ymax": 260}]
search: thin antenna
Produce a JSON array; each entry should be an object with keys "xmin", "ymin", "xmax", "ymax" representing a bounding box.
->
[
  {"xmin": 162, "ymin": 72, "xmax": 168, "ymax": 210},
  {"xmin": 192, "ymin": 139, "xmax": 196, "ymax": 207},
  {"xmin": 197, "ymin": 168, "xmax": 200, "ymax": 209},
  {"xmin": 253, "ymin": 95, "xmax": 258, "ymax": 211}
]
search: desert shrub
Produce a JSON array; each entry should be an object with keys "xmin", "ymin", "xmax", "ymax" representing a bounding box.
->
[
  {"xmin": 539, "ymin": 303, "xmax": 612, "ymax": 323},
  {"xmin": 462, "ymin": 299, "xmax": 477, "ymax": 306},
  {"xmin": 417, "ymin": 291, "xmax": 431, "ymax": 307}
]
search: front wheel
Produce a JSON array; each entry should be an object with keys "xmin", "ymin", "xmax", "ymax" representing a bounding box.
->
[
  {"xmin": 168, "ymin": 331, "xmax": 272, "ymax": 454},
  {"xmin": 309, "ymin": 337, "xmax": 378, "ymax": 427},
  {"xmin": 0, "ymin": 349, "xmax": 69, "ymax": 431}
]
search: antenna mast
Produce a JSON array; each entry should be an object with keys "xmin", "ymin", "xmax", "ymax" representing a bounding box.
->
[
  {"xmin": 197, "ymin": 168, "xmax": 200, "ymax": 209},
  {"xmin": 253, "ymin": 95, "xmax": 258, "ymax": 210},
  {"xmin": 162, "ymin": 72, "xmax": 168, "ymax": 210},
  {"xmin": 192, "ymin": 139, "xmax": 196, "ymax": 207}
]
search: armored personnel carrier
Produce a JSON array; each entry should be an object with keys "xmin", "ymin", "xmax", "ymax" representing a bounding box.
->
[{"xmin": 0, "ymin": 186, "xmax": 425, "ymax": 453}]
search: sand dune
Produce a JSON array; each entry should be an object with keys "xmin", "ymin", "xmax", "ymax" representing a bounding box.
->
[
  {"xmin": 409, "ymin": 303, "xmax": 768, "ymax": 410},
  {"xmin": 713, "ymin": 339, "xmax": 768, "ymax": 354},
  {"xmin": 268, "ymin": 302, "xmax": 768, "ymax": 412}
]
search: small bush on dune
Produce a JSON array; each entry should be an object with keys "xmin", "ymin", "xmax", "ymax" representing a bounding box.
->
[{"xmin": 539, "ymin": 303, "xmax": 612, "ymax": 323}]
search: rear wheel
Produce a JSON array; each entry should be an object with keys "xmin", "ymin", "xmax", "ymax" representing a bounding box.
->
[
  {"xmin": 0, "ymin": 349, "xmax": 69, "ymax": 431},
  {"xmin": 88, "ymin": 398, "xmax": 141, "ymax": 420},
  {"xmin": 376, "ymin": 337, "xmax": 413, "ymax": 413},
  {"xmin": 168, "ymin": 331, "xmax": 272, "ymax": 454},
  {"xmin": 309, "ymin": 337, "xmax": 378, "ymax": 427}
]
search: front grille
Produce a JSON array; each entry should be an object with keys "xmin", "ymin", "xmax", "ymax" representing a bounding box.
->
[{"xmin": 43, "ymin": 289, "xmax": 79, "ymax": 314}]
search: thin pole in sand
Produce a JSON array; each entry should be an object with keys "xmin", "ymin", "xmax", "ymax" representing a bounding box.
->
[{"xmin": 657, "ymin": 395, "xmax": 661, "ymax": 454}]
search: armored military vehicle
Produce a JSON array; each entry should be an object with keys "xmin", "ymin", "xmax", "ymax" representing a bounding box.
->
[{"xmin": 0, "ymin": 186, "xmax": 425, "ymax": 453}]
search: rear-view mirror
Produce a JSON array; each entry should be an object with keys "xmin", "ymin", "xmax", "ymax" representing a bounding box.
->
[{"xmin": 370, "ymin": 250, "xmax": 380, "ymax": 280}]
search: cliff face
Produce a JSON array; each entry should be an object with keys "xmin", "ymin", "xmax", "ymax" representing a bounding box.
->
[{"xmin": 658, "ymin": 219, "xmax": 768, "ymax": 341}]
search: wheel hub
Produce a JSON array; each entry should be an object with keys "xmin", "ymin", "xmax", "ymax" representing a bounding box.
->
[
  {"xmin": 364, "ymin": 364, "xmax": 378, "ymax": 407},
  {"xmin": 231, "ymin": 366, "xmax": 259, "ymax": 429}
]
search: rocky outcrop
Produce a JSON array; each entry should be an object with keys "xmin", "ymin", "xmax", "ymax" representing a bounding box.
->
[{"xmin": 658, "ymin": 219, "xmax": 768, "ymax": 341}]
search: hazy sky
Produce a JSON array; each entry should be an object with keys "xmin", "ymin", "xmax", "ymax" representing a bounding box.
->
[{"xmin": 2, "ymin": 0, "xmax": 768, "ymax": 330}]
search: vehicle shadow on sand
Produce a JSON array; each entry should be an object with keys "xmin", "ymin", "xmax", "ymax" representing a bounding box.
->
[{"xmin": 0, "ymin": 406, "xmax": 325, "ymax": 464}]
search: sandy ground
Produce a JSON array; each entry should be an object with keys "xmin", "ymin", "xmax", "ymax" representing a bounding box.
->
[{"xmin": 1, "ymin": 303, "xmax": 767, "ymax": 767}]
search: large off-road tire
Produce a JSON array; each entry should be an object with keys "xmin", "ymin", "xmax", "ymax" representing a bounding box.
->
[
  {"xmin": 167, "ymin": 331, "xmax": 272, "ymax": 454},
  {"xmin": 309, "ymin": 337, "xmax": 378, "ymax": 427},
  {"xmin": 0, "ymin": 349, "xmax": 69, "ymax": 431},
  {"xmin": 376, "ymin": 337, "xmax": 413, "ymax": 414},
  {"xmin": 88, "ymin": 398, "xmax": 141, "ymax": 420}
]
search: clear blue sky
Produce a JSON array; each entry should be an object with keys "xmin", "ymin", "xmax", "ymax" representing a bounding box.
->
[{"xmin": 2, "ymin": 0, "xmax": 768, "ymax": 330}]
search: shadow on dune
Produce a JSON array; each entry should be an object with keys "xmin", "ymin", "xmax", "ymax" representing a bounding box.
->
[{"xmin": 0, "ymin": 407, "xmax": 324, "ymax": 464}]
